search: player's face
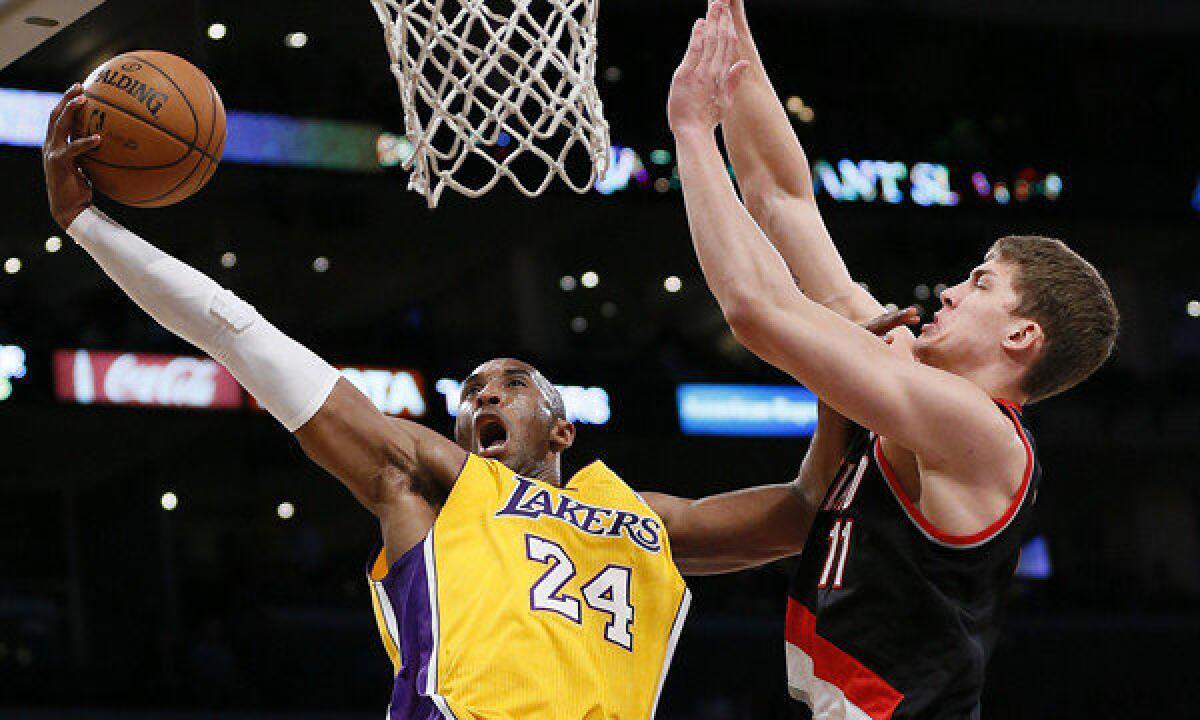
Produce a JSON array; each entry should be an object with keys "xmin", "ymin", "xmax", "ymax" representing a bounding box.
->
[
  {"xmin": 914, "ymin": 258, "xmax": 1031, "ymax": 371},
  {"xmin": 452, "ymin": 359, "xmax": 565, "ymax": 475}
]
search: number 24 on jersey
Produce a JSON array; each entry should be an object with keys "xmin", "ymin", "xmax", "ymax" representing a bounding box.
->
[{"xmin": 524, "ymin": 534, "xmax": 635, "ymax": 650}]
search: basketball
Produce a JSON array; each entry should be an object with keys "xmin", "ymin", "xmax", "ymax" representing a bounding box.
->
[{"xmin": 79, "ymin": 50, "xmax": 226, "ymax": 208}]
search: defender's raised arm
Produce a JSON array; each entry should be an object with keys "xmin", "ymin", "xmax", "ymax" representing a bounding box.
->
[
  {"xmin": 668, "ymin": 4, "xmax": 1019, "ymax": 476},
  {"xmin": 718, "ymin": 0, "xmax": 907, "ymax": 342},
  {"xmin": 44, "ymin": 85, "xmax": 465, "ymax": 555}
]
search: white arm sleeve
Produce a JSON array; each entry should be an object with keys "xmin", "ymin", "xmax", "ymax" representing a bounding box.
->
[{"xmin": 67, "ymin": 206, "xmax": 341, "ymax": 432}]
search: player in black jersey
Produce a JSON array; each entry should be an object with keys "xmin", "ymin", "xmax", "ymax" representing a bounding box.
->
[{"xmin": 663, "ymin": 3, "xmax": 1119, "ymax": 718}]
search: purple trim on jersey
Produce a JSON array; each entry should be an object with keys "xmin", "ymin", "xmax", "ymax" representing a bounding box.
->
[{"xmin": 372, "ymin": 536, "xmax": 441, "ymax": 720}]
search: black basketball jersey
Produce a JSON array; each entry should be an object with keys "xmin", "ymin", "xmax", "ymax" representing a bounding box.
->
[{"xmin": 786, "ymin": 399, "xmax": 1040, "ymax": 720}]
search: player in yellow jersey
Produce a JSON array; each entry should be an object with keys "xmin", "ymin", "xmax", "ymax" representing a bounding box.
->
[
  {"xmin": 44, "ymin": 87, "xmax": 914, "ymax": 719},
  {"xmin": 364, "ymin": 359, "xmax": 689, "ymax": 720}
]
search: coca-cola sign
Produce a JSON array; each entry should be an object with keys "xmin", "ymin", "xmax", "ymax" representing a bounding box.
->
[{"xmin": 53, "ymin": 349, "xmax": 243, "ymax": 410}]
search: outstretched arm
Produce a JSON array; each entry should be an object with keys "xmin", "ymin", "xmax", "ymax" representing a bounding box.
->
[
  {"xmin": 44, "ymin": 86, "xmax": 465, "ymax": 554},
  {"xmin": 645, "ymin": 402, "xmax": 848, "ymax": 575},
  {"xmin": 645, "ymin": 308, "xmax": 916, "ymax": 575},
  {"xmin": 667, "ymin": 4, "xmax": 1012, "ymax": 470},
  {"xmin": 719, "ymin": 0, "xmax": 910, "ymax": 344}
]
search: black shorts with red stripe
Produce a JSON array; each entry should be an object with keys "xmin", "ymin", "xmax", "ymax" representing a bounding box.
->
[{"xmin": 786, "ymin": 400, "xmax": 1040, "ymax": 720}]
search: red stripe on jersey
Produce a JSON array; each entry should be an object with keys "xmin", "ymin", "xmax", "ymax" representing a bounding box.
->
[
  {"xmin": 993, "ymin": 398, "xmax": 1023, "ymax": 413},
  {"xmin": 785, "ymin": 598, "xmax": 903, "ymax": 720},
  {"xmin": 873, "ymin": 402, "xmax": 1034, "ymax": 548}
]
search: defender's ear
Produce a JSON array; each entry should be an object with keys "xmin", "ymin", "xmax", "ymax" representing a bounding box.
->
[
  {"xmin": 1002, "ymin": 318, "xmax": 1043, "ymax": 358},
  {"xmin": 549, "ymin": 418, "xmax": 576, "ymax": 454}
]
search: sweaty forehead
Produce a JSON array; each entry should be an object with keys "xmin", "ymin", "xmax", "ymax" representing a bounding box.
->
[{"xmin": 465, "ymin": 358, "xmax": 537, "ymax": 382}]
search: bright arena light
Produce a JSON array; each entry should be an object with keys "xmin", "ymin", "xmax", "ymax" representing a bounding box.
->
[
  {"xmin": 994, "ymin": 183, "xmax": 1011, "ymax": 205},
  {"xmin": 220, "ymin": 252, "xmax": 237, "ymax": 268},
  {"xmin": 664, "ymin": 276, "xmax": 682, "ymax": 293},
  {"xmin": 285, "ymin": 32, "xmax": 308, "ymax": 49},
  {"xmin": 313, "ymin": 256, "xmax": 330, "ymax": 273},
  {"xmin": 785, "ymin": 96, "xmax": 815, "ymax": 123},
  {"xmin": 1044, "ymin": 173, "xmax": 1063, "ymax": 199},
  {"xmin": 207, "ymin": 23, "xmax": 227, "ymax": 41},
  {"xmin": 581, "ymin": 271, "xmax": 599, "ymax": 288},
  {"xmin": 161, "ymin": 492, "xmax": 178, "ymax": 511},
  {"xmin": 4, "ymin": 258, "xmax": 20, "ymax": 274},
  {"xmin": 45, "ymin": 236, "xmax": 61, "ymax": 253},
  {"xmin": 559, "ymin": 275, "xmax": 577, "ymax": 291},
  {"xmin": 1187, "ymin": 300, "xmax": 1200, "ymax": 318},
  {"xmin": 277, "ymin": 501, "xmax": 295, "ymax": 520}
]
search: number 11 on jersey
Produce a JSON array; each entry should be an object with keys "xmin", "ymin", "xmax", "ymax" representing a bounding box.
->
[
  {"xmin": 818, "ymin": 519, "xmax": 854, "ymax": 589},
  {"xmin": 525, "ymin": 534, "xmax": 635, "ymax": 650}
]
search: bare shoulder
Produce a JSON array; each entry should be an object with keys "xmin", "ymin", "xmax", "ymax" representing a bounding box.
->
[
  {"xmin": 640, "ymin": 492, "xmax": 684, "ymax": 527},
  {"xmin": 372, "ymin": 418, "xmax": 467, "ymax": 557},
  {"xmin": 384, "ymin": 415, "xmax": 468, "ymax": 489},
  {"xmin": 880, "ymin": 398, "xmax": 1030, "ymax": 538},
  {"xmin": 898, "ymin": 361, "xmax": 1016, "ymax": 461},
  {"xmin": 915, "ymin": 379, "xmax": 1024, "ymax": 478}
]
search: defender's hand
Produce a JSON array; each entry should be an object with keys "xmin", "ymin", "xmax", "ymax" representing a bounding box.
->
[
  {"xmin": 863, "ymin": 306, "xmax": 920, "ymax": 345},
  {"xmin": 667, "ymin": 1, "xmax": 748, "ymax": 135},
  {"xmin": 718, "ymin": 0, "xmax": 751, "ymax": 39},
  {"xmin": 43, "ymin": 84, "xmax": 102, "ymax": 229}
]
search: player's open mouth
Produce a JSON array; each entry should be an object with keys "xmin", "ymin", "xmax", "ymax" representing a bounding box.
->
[{"xmin": 475, "ymin": 415, "xmax": 509, "ymax": 458}]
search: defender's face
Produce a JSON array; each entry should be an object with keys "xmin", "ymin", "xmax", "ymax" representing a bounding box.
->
[
  {"xmin": 914, "ymin": 258, "xmax": 1025, "ymax": 369},
  {"xmin": 453, "ymin": 359, "xmax": 558, "ymax": 473}
]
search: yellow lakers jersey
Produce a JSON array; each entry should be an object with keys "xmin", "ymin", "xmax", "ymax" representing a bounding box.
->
[{"xmin": 367, "ymin": 454, "xmax": 690, "ymax": 720}]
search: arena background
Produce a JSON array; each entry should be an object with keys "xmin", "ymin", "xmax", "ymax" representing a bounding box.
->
[{"xmin": 2, "ymin": 0, "xmax": 1199, "ymax": 717}]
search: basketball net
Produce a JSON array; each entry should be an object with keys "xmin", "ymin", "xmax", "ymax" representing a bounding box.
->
[{"xmin": 371, "ymin": 0, "xmax": 611, "ymax": 208}]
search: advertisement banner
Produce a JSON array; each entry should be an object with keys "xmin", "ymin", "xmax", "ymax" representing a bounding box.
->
[
  {"xmin": 337, "ymin": 366, "xmax": 427, "ymax": 418},
  {"xmin": 53, "ymin": 349, "xmax": 244, "ymax": 410},
  {"xmin": 676, "ymin": 383, "xmax": 818, "ymax": 437}
]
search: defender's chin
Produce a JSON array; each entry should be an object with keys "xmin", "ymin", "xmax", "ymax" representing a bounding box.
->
[{"xmin": 911, "ymin": 336, "xmax": 936, "ymax": 366}]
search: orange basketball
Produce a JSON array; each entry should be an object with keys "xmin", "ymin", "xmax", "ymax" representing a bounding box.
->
[{"xmin": 79, "ymin": 50, "xmax": 226, "ymax": 208}]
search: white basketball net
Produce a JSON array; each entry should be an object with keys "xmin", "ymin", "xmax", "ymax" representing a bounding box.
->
[{"xmin": 371, "ymin": 0, "xmax": 611, "ymax": 208}]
